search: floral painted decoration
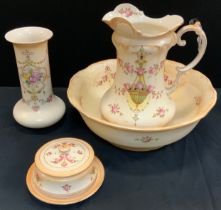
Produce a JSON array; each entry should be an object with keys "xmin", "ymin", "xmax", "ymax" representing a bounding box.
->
[
  {"xmin": 151, "ymin": 90, "xmax": 164, "ymax": 100},
  {"xmin": 109, "ymin": 104, "xmax": 123, "ymax": 116},
  {"xmin": 43, "ymin": 141, "xmax": 86, "ymax": 169},
  {"xmin": 147, "ymin": 64, "xmax": 158, "ymax": 75},
  {"xmin": 153, "ymin": 107, "xmax": 169, "ymax": 118},
  {"xmin": 96, "ymin": 65, "xmax": 115, "ymax": 87},
  {"xmin": 135, "ymin": 136, "xmax": 158, "ymax": 143},
  {"xmin": 18, "ymin": 49, "xmax": 54, "ymax": 112},
  {"xmin": 118, "ymin": 7, "xmax": 139, "ymax": 17},
  {"xmin": 51, "ymin": 154, "xmax": 76, "ymax": 168},
  {"xmin": 118, "ymin": 58, "xmax": 134, "ymax": 75},
  {"xmin": 47, "ymin": 94, "xmax": 53, "ymax": 102},
  {"xmin": 127, "ymin": 47, "xmax": 149, "ymax": 105},
  {"xmin": 194, "ymin": 96, "xmax": 201, "ymax": 105},
  {"xmin": 164, "ymin": 74, "xmax": 173, "ymax": 86},
  {"xmin": 118, "ymin": 47, "xmax": 165, "ymax": 111},
  {"xmin": 62, "ymin": 184, "xmax": 71, "ymax": 192},
  {"xmin": 32, "ymin": 105, "xmax": 40, "ymax": 112},
  {"xmin": 22, "ymin": 66, "xmax": 44, "ymax": 87}
]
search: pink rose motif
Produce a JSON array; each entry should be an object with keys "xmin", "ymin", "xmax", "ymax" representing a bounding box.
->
[
  {"xmin": 160, "ymin": 60, "xmax": 165, "ymax": 69},
  {"xmin": 109, "ymin": 104, "xmax": 120, "ymax": 114},
  {"xmin": 62, "ymin": 184, "xmax": 71, "ymax": 192},
  {"xmin": 135, "ymin": 67, "xmax": 146, "ymax": 76},
  {"xmin": 77, "ymin": 150, "xmax": 83, "ymax": 155},
  {"xmin": 123, "ymin": 83, "xmax": 131, "ymax": 91},
  {"xmin": 148, "ymin": 66, "xmax": 156, "ymax": 75},
  {"xmin": 147, "ymin": 85, "xmax": 154, "ymax": 93},
  {"xmin": 46, "ymin": 151, "xmax": 52, "ymax": 156},
  {"xmin": 47, "ymin": 95, "xmax": 53, "ymax": 102},
  {"xmin": 148, "ymin": 64, "xmax": 159, "ymax": 75},
  {"xmin": 102, "ymin": 74, "xmax": 108, "ymax": 82},
  {"xmin": 32, "ymin": 105, "xmax": 40, "ymax": 112},
  {"xmin": 155, "ymin": 107, "xmax": 168, "ymax": 118},
  {"xmin": 135, "ymin": 82, "xmax": 144, "ymax": 90},
  {"xmin": 111, "ymin": 104, "xmax": 119, "ymax": 113},
  {"xmin": 164, "ymin": 74, "xmax": 173, "ymax": 85},
  {"xmin": 120, "ymin": 83, "xmax": 131, "ymax": 95},
  {"xmin": 124, "ymin": 62, "xmax": 134, "ymax": 74},
  {"xmin": 29, "ymin": 69, "xmax": 42, "ymax": 84},
  {"xmin": 111, "ymin": 72, "xmax": 116, "ymax": 80},
  {"xmin": 118, "ymin": 8, "xmax": 134, "ymax": 17},
  {"xmin": 158, "ymin": 108, "xmax": 165, "ymax": 116},
  {"xmin": 61, "ymin": 161, "xmax": 68, "ymax": 167}
]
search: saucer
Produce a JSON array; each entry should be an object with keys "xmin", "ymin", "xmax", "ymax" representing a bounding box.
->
[
  {"xmin": 67, "ymin": 59, "xmax": 216, "ymax": 151},
  {"xmin": 26, "ymin": 157, "xmax": 104, "ymax": 205}
]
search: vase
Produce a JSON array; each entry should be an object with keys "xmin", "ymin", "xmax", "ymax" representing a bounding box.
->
[{"xmin": 5, "ymin": 26, "xmax": 65, "ymax": 128}]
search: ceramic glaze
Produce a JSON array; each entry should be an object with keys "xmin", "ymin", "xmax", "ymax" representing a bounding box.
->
[
  {"xmin": 100, "ymin": 3, "xmax": 207, "ymax": 127},
  {"xmin": 34, "ymin": 138, "xmax": 96, "ymax": 198},
  {"xmin": 67, "ymin": 59, "xmax": 216, "ymax": 151},
  {"xmin": 35, "ymin": 138, "xmax": 94, "ymax": 177},
  {"xmin": 39, "ymin": 140, "xmax": 90, "ymax": 172},
  {"xmin": 5, "ymin": 27, "xmax": 65, "ymax": 128},
  {"xmin": 33, "ymin": 162, "xmax": 97, "ymax": 198},
  {"xmin": 26, "ymin": 138, "xmax": 105, "ymax": 204}
]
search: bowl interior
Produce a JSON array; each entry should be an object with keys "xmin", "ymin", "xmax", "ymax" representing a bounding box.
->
[{"xmin": 68, "ymin": 59, "xmax": 216, "ymax": 131}]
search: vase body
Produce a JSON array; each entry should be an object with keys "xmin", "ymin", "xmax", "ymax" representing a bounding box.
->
[
  {"xmin": 14, "ymin": 42, "xmax": 53, "ymax": 111},
  {"xmin": 5, "ymin": 27, "xmax": 65, "ymax": 128}
]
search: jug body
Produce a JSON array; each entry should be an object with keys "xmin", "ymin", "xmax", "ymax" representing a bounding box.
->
[
  {"xmin": 101, "ymin": 3, "xmax": 207, "ymax": 127},
  {"xmin": 101, "ymin": 31, "xmax": 177, "ymax": 127}
]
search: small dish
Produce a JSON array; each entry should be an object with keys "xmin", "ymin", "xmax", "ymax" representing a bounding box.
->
[
  {"xmin": 26, "ymin": 138, "xmax": 105, "ymax": 205},
  {"xmin": 67, "ymin": 59, "xmax": 217, "ymax": 151}
]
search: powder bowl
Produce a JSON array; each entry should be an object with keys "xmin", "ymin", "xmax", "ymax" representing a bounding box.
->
[{"xmin": 26, "ymin": 137, "xmax": 105, "ymax": 205}]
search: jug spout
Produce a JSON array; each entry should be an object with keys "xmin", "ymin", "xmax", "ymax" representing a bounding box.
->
[{"xmin": 102, "ymin": 3, "xmax": 184, "ymax": 38}]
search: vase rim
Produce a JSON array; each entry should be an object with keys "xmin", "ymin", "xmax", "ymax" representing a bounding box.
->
[{"xmin": 5, "ymin": 26, "xmax": 53, "ymax": 44}]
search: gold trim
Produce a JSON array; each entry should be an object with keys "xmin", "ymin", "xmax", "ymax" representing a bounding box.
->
[{"xmin": 26, "ymin": 157, "xmax": 105, "ymax": 205}]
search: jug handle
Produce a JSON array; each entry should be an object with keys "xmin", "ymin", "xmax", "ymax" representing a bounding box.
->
[{"xmin": 166, "ymin": 19, "xmax": 207, "ymax": 94}]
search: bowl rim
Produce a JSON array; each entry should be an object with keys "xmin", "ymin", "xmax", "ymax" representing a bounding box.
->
[{"xmin": 67, "ymin": 59, "xmax": 217, "ymax": 132}]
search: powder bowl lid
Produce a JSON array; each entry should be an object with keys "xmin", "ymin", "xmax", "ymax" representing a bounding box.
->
[{"xmin": 35, "ymin": 138, "xmax": 94, "ymax": 177}]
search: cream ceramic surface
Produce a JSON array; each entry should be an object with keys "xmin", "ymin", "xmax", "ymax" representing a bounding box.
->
[
  {"xmin": 67, "ymin": 59, "xmax": 216, "ymax": 151},
  {"xmin": 27, "ymin": 158, "xmax": 104, "ymax": 205},
  {"xmin": 35, "ymin": 138, "xmax": 94, "ymax": 177},
  {"xmin": 33, "ymin": 161, "xmax": 97, "ymax": 198},
  {"xmin": 100, "ymin": 3, "xmax": 207, "ymax": 127},
  {"xmin": 5, "ymin": 26, "xmax": 65, "ymax": 128},
  {"xmin": 26, "ymin": 138, "xmax": 105, "ymax": 203}
]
